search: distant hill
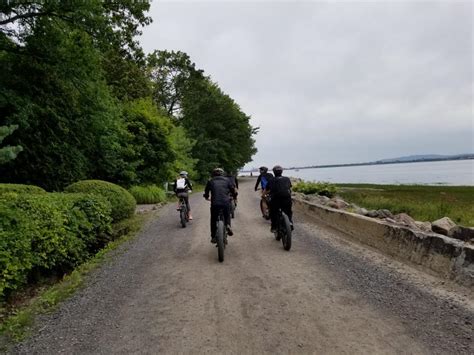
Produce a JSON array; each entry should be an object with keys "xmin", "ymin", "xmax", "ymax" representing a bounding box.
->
[{"xmin": 375, "ymin": 154, "xmax": 473, "ymax": 164}]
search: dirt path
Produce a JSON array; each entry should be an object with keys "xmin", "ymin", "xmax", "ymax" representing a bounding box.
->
[{"xmin": 12, "ymin": 179, "xmax": 474, "ymax": 354}]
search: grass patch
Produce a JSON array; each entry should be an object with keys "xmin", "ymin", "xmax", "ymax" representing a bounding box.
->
[
  {"xmin": 336, "ymin": 184, "xmax": 474, "ymax": 226},
  {"xmin": 0, "ymin": 213, "xmax": 148, "ymax": 346}
]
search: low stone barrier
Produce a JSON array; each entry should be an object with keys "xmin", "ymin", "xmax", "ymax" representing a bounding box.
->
[{"xmin": 294, "ymin": 198, "xmax": 474, "ymax": 288}]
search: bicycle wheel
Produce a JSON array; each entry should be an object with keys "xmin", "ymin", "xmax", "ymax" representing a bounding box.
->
[
  {"xmin": 281, "ymin": 213, "xmax": 292, "ymax": 251},
  {"xmin": 230, "ymin": 200, "xmax": 235, "ymax": 219},
  {"xmin": 217, "ymin": 220, "xmax": 225, "ymax": 262},
  {"xmin": 260, "ymin": 199, "xmax": 270, "ymax": 220},
  {"xmin": 180, "ymin": 204, "xmax": 187, "ymax": 228}
]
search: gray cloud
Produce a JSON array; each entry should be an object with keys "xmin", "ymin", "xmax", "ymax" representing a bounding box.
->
[{"xmin": 141, "ymin": 0, "xmax": 473, "ymax": 167}]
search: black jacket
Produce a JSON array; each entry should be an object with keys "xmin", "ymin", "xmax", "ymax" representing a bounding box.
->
[
  {"xmin": 254, "ymin": 172, "xmax": 274, "ymax": 191},
  {"xmin": 204, "ymin": 176, "xmax": 237, "ymax": 205},
  {"xmin": 227, "ymin": 175, "xmax": 239, "ymax": 189},
  {"xmin": 266, "ymin": 176, "xmax": 292, "ymax": 199}
]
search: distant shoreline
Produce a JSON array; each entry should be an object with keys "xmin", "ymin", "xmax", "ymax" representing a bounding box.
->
[{"xmin": 242, "ymin": 157, "xmax": 473, "ymax": 173}]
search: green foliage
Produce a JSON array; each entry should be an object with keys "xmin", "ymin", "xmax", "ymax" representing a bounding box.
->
[
  {"xmin": 293, "ymin": 181, "xmax": 338, "ymax": 198},
  {"xmin": 65, "ymin": 180, "xmax": 136, "ymax": 222},
  {"xmin": 0, "ymin": 184, "xmax": 46, "ymax": 195},
  {"xmin": 0, "ymin": 125, "xmax": 22, "ymax": 164},
  {"xmin": 337, "ymin": 184, "xmax": 474, "ymax": 226},
  {"xmin": 0, "ymin": 192, "xmax": 112, "ymax": 299},
  {"xmin": 129, "ymin": 185, "xmax": 167, "ymax": 204}
]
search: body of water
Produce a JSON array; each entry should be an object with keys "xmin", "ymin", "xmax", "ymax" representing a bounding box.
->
[{"xmin": 244, "ymin": 160, "xmax": 474, "ymax": 185}]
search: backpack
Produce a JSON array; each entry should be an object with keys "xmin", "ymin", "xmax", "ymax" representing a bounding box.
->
[{"xmin": 176, "ymin": 178, "xmax": 187, "ymax": 190}]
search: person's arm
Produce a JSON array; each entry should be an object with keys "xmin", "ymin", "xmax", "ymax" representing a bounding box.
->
[
  {"xmin": 186, "ymin": 178, "xmax": 193, "ymax": 191},
  {"xmin": 235, "ymin": 176, "xmax": 239, "ymax": 189},
  {"xmin": 203, "ymin": 181, "xmax": 211, "ymax": 200},
  {"xmin": 229, "ymin": 181, "xmax": 238, "ymax": 199},
  {"xmin": 254, "ymin": 175, "xmax": 261, "ymax": 191},
  {"xmin": 173, "ymin": 180, "xmax": 177, "ymax": 193}
]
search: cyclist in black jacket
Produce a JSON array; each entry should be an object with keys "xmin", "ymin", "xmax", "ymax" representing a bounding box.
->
[
  {"xmin": 266, "ymin": 165, "xmax": 293, "ymax": 233},
  {"xmin": 254, "ymin": 166, "xmax": 273, "ymax": 192},
  {"xmin": 204, "ymin": 168, "xmax": 238, "ymax": 243}
]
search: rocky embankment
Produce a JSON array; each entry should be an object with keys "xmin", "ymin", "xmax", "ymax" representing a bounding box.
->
[{"xmin": 293, "ymin": 192, "xmax": 474, "ymax": 245}]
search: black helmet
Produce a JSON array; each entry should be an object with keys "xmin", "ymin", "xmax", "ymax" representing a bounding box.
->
[
  {"xmin": 272, "ymin": 165, "xmax": 283, "ymax": 175},
  {"xmin": 212, "ymin": 167, "xmax": 224, "ymax": 176},
  {"xmin": 259, "ymin": 166, "xmax": 268, "ymax": 173}
]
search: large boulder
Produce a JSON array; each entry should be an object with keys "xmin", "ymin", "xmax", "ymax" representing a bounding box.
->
[
  {"xmin": 393, "ymin": 213, "xmax": 418, "ymax": 229},
  {"xmin": 328, "ymin": 198, "xmax": 350, "ymax": 209},
  {"xmin": 431, "ymin": 217, "xmax": 457, "ymax": 236},
  {"xmin": 415, "ymin": 221, "xmax": 433, "ymax": 233},
  {"xmin": 377, "ymin": 209, "xmax": 394, "ymax": 219},
  {"xmin": 355, "ymin": 207, "xmax": 369, "ymax": 216},
  {"xmin": 448, "ymin": 226, "xmax": 474, "ymax": 242}
]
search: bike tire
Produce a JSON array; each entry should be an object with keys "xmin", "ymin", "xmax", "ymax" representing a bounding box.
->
[
  {"xmin": 281, "ymin": 213, "xmax": 292, "ymax": 251},
  {"xmin": 231, "ymin": 200, "xmax": 235, "ymax": 219},
  {"xmin": 260, "ymin": 199, "xmax": 270, "ymax": 220},
  {"xmin": 217, "ymin": 220, "xmax": 225, "ymax": 262},
  {"xmin": 180, "ymin": 208, "xmax": 187, "ymax": 228}
]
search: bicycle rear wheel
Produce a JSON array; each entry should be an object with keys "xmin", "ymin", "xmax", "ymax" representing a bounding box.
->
[
  {"xmin": 180, "ymin": 205, "xmax": 187, "ymax": 228},
  {"xmin": 230, "ymin": 199, "xmax": 236, "ymax": 218},
  {"xmin": 281, "ymin": 213, "xmax": 292, "ymax": 251},
  {"xmin": 217, "ymin": 220, "xmax": 225, "ymax": 262}
]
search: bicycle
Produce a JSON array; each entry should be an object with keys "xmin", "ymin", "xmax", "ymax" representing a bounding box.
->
[
  {"xmin": 274, "ymin": 208, "xmax": 292, "ymax": 251},
  {"xmin": 260, "ymin": 193, "xmax": 270, "ymax": 220},
  {"xmin": 215, "ymin": 208, "xmax": 228, "ymax": 262},
  {"xmin": 177, "ymin": 194, "xmax": 189, "ymax": 228}
]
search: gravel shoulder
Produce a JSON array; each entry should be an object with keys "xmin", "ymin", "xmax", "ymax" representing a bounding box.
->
[{"xmin": 10, "ymin": 179, "xmax": 474, "ymax": 354}]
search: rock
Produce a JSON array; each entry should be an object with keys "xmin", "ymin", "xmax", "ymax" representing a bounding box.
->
[
  {"xmin": 432, "ymin": 217, "xmax": 457, "ymax": 236},
  {"xmin": 328, "ymin": 198, "xmax": 350, "ymax": 209},
  {"xmin": 377, "ymin": 209, "xmax": 394, "ymax": 219},
  {"xmin": 415, "ymin": 221, "xmax": 433, "ymax": 233},
  {"xmin": 448, "ymin": 226, "xmax": 474, "ymax": 242},
  {"xmin": 393, "ymin": 213, "xmax": 418, "ymax": 229},
  {"xmin": 355, "ymin": 207, "xmax": 368, "ymax": 216},
  {"xmin": 384, "ymin": 218, "xmax": 397, "ymax": 224},
  {"xmin": 367, "ymin": 210, "xmax": 379, "ymax": 218}
]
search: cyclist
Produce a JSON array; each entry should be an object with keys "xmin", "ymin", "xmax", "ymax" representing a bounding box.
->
[
  {"xmin": 254, "ymin": 166, "xmax": 273, "ymax": 217},
  {"xmin": 173, "ymin": 171, "xmax": 193, "ymax": 220},
  {"xmin": 266, "ymin": 165, "xmax": 293, "ymax": 233},
  {"xmin": 226, "ymin": 170, "xmax": 239, "ymax": 206},
  {"xmin": 204, "ymin": 168, "xmax": 237, "ymax": 243}
]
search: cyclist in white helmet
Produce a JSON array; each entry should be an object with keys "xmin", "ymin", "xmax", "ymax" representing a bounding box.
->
[{"xmin": 174, "ymin": 171, "xmax": 193, "ymax": 220}]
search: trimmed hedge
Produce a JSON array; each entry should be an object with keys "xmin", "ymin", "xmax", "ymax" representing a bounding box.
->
[
  {"xmin": 293, "ymin": 181, "xmax": 338, "ymax": 198},
  {"xmin": 65, "ymin": 180, "xmax": 136, "ymax": 221},
  {"xmin": 0, "ymin": 193, "xmax": 112, "ymax": 299},
  {"xmin": 0, "ymin": 183, "xmax": 46, "ymax": 195},
  {"xmin": 129, "ymin": 185, "xmax": 167, "ymax": 204}
]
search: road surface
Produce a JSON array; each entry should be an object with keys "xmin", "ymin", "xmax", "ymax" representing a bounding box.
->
[{"xmin": 12, "ymin": 179, "xmax": 474, "ymax": 354}]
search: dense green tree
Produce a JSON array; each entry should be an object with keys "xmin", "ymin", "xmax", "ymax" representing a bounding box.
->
[{"xmin": 0, "ymin": 125, "xmax": 22, "ymax": 164}]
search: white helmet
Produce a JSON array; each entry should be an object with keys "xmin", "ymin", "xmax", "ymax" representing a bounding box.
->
[{"xmin": 179, "ymin": 171, "xmax": 188, "ymax": 177}]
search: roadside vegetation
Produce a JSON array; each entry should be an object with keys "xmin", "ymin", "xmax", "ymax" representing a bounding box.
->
[
  {"xmin": 336, "ymin": 184, "xmax": 474, "ymax": 226},
  {"xmin": 293, "ymin": 181, "xmax": 337, "ymax": 197}
]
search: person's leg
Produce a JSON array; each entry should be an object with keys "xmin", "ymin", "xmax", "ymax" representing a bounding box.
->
[
  {"xmin": 184, "ymin": 194, "xmax": 192, "ymax": 219},
  {"xmin": 210, "ymin": 205, "xmax": 218, "ymax": 242},
  {"xmin": 269, "ymin": 198, "xmax": 279, "ymax": 232}
]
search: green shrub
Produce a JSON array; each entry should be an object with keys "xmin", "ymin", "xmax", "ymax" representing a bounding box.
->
[
  {"xmin": 0, "ymin": 193, "xmax": 112, "ymax": 299},
  {"xmin": 0, "ymin": 184, "xmax": 46, "ymax": 195},
  {"xmin": 293, "ymin": 181, "xmax": 337, "ymax": 197},
  {"xmin": 65, "ymin": 180, "xmax": 136, "ymax": 221},
  {"xmin": 129, "ymin": 185, "xmax": 167, "ymax": 204}
]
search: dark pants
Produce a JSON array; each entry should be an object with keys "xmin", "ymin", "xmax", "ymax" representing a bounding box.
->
[
  {"xmin": 177, "ymin": 192, "xmax": 190, "ymax": 211},
  {"xmin": 270, "ymin": 196, "xmax": 293, "ymax": 229},
  {"xmin": 210, "ymin": 203, "xmax": 231, "ymax": 238}
]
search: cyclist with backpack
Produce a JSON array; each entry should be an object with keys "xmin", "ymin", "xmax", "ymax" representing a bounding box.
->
[
  {"xmin": 173, "ymin": 171, "xmax": 193, "ymax": 220},
  {"xmin": 254, "ymin": 166, "xmax": 273, "ymax": 218},
  {"xmin": 204, "ymin": 168, "xmax": 238, "ymax": 243},
  {"xmin": 266, "ymin": 165, "xmax": 293, "ymax": 233}
]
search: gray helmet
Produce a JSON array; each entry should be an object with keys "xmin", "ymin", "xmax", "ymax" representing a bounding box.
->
[
  {"xmin": 212, "ymin": 167, "xmax": 224, "ymax": 176},
  {"xmin": 259, "ymin": 166, "xmax": 268, "ymax": 173},
  {"xmin": 272, "ymin": 165, "xmax": 283, "ymax": 174},
  {"xmin": 179, "ymin": 171, "xmax": 188, "ymax": 177}
]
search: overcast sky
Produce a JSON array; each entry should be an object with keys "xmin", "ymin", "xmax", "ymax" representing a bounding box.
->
[{"xmin": 140, "ymin": 0, "xmax": 473, "ymax": 168}]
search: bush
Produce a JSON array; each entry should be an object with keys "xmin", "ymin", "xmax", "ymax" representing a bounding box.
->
[
  {"xmin": 0, "ymin": 193, "xmax": 112, "ymax": 299},
  {"xmin": 0, "ymin": 183, "xmax": 46, "ymax": 195},
  {"xmin": 129, "ymin": 185, "xmax": 167, "ymax": 204},
  {"xmin": 65, "ymin": 180, "xmax": 136, "ymax": 221},
  {"xmin": 293, "ymin": 181, "xmax": 337, "ymax": 198}
]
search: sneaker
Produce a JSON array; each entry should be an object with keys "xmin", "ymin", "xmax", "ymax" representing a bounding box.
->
[
  {"xmin": 290, "ymin": 223, "xmax": 294, "ymax": 231},
  {"xmin": 211, "ymin": 237, "xmax": 217, "ymax": 244},
  {"xmin": 270, "ymin": 226, "xmax": 277, "ymax": 233},
  {"xmin": 226, "ymin": 225, "xmax": 234, "ymax": 236}
]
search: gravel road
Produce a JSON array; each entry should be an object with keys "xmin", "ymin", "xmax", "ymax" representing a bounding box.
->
[{"xmin": 10, "ymin": 179, "xmax": 474, "ymax": 354}]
